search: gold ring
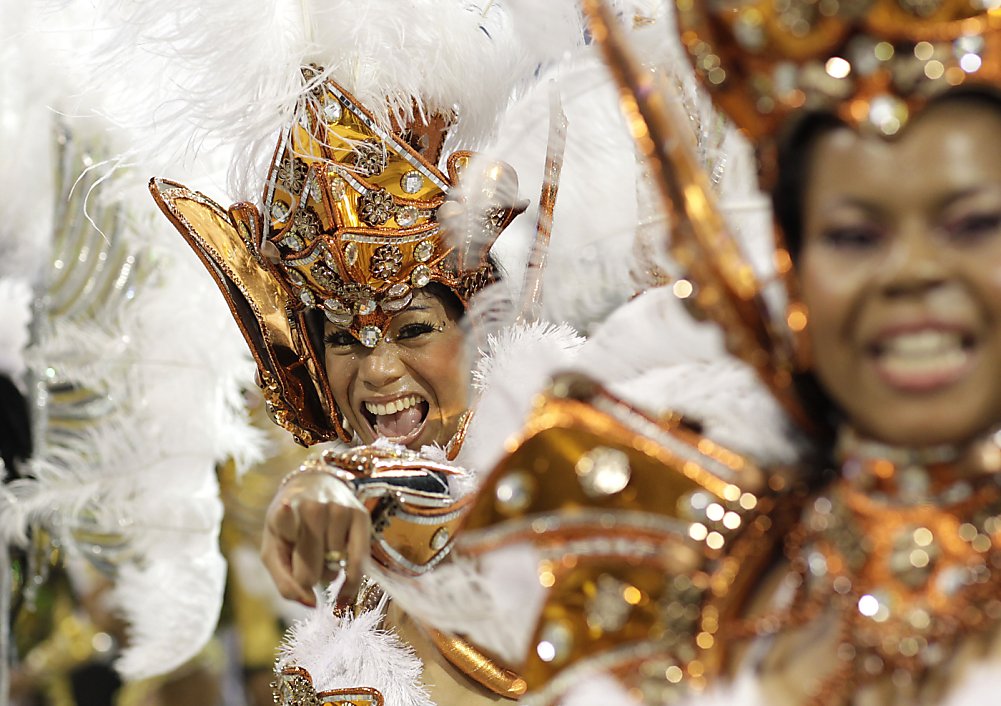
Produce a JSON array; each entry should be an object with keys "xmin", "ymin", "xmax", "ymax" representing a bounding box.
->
[{"xmin": 324, "ymin": 550, "xmax": 347, "ymax": 571}]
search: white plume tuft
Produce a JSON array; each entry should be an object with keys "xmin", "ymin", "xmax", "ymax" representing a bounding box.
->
[
  {"xmin": 0, "ymin": 279, "xmax": 33, "ymax": 385},
  {"xmin": 576, "ymin": 288, "xmax": 807, "ymax": 467},
  {"xmin": 366, "ymin": 543, "xmax": 545, "ymax": 665},
  {"xmin": 0, "ymin": 104, "xmax": 266, "ymax": 677},
  {"xmin": 278, "ymin": 587, "xmax": 432, "ymax": 706},
  {"xmin": 78, "ymin": 0, "xmax": 579, "ymax": 200},
  {"xmin": 457, "ymin": 321, "xmax": 585, "ymax": 476}
]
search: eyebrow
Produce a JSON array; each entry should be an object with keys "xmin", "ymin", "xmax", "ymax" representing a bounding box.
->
[{"xmin": 935, "ymin": 186, "xmax": 996, "ymax": 212}]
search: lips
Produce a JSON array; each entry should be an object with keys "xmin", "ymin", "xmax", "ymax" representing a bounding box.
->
[
  {"xmin": 360, "ymin": 393, "xmax": 430, "ymax": 444},
  {"xmin": 868, "ymin": 326, "xmax": 976, "ymax": 392}
]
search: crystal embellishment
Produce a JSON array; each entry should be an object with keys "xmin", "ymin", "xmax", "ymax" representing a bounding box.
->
[
  {"xmin": 359, "ymin": 189, "xmax": 394, "ymax": 226},
  {"xmin": 396, "ymin": 205, "xmax": 419, "ymax": 228},
  {"xmin": 310, "ymin": 262, "xmax": 340, "ymax": 289},
  {"xmin": 430, "ymin": 527, "xmax": 450, "ymax": 551},
  {"xmin": 414, "ymin": 240, "xmax": 434, "ymax": 263},
  {"xmin": 322, "ymin": 95, "xmax": 343, "ymax": 123},
  {"xmin": 327, "ymin": 173, "xmax": 347, "ymax": 200},
  {"xmin": 354, "ymin": 140, "xmax": 387, "ymax": 178},
  {"xmin": 387, "ymin": 283, "xmax": 410, "ymax": 298},
  {"xmin": 357, "ymin": 299, "xmax": 377, "ymax": 316},
  {"xmin": 325, "ymin": 310, "xmax": 353, "ymax": 326},
  {"xmin": 344, "ymin": 242, "xmax": 359, "ymax": 266},
  {"xmin": 401, "ymin": 170, "xmax": 424, "ymax": 194},
  {"xmin": 411, "ymin": 264, "xmax": 432, "ymax": 288},
  {"xmin": 286, "ymin": 269, "xmax": 306, "ymax": 287},
  {"xmin": 271, "ymin": 200, "xmax": 290, "ymax": 222},
  {"xmin": 575, "ymin": 446, "xmax": 632, "ymax": 497},
  {"xmin": 370, "ymin": 245, "xmax": 404, "ymax": 279},
  {"xmin": 380, "ymin": 292, "xmax": 413, "ymax": 313},
  {"xmin": 359, "ymin": 325, "xmax": 382, "ymax": 348}
]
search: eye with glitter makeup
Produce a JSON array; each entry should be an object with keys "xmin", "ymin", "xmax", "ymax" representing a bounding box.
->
[
  {"xmin": 395, "ymin": 320, "xmax": 442, "ymax": 342},
  {"xmin": 324, "ymin": 329, "xmax": 360, "ymax": 349}
]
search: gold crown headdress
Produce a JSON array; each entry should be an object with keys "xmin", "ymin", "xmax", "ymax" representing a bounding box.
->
[
  {"xmin": 675, "ymin": 0, "xmax": 1001, "ymax": 181},
  {"xmin": 151, "ymin": 71, "xmax": 525, "ymax": 445}
]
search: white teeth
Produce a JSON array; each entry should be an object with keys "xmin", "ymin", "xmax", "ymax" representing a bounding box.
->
[
  {"xmin": 364, "ymin": 395, "xmax": 421, "ymax": 417},
  {"xmin": 881, "ymin": 331, "xmax": 963, "ymax": 358},
  {"xmin": 879, "ymin": 349, "xmax": 969, "ymax": 378}
]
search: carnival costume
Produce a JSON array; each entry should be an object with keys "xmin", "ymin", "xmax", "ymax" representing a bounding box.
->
[
  {"xmin": 347, "ymin": 1, "xmax": 1001, "ymax": 706},
  {"xmin": 137, "ymin": 1, "xmax": 608, "ymax": 703}
]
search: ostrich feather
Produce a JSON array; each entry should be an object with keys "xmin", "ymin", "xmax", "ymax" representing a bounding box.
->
[
  {"xmin": 75, "ymin": 0, "xmax": 580, "ymax": 201},
  {"xmin": 278, "ymin": 586, "xmax": 432, "ymax": 706},
  {"xmin": 0, "ymin": 279, "xmax": 33, "ymax": 385},
  {"xmin": 456, "ymin": 321, "xmax": 585, "ymax": 477}
]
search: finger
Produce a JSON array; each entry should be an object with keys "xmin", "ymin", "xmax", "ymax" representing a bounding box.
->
[
  {"xmin": 338, "ymin": 508, "xmax": 371, "ymax": 602},
  {"xmin": 266, "ymin": 498, "xmax": 300, "ymax": 543},
  {"xmin": 260, "ymin": 532, "xmax": 315, "ymax": 606},
  {"xmin": 291, "ymin": 501, "xmax": 329, "ymax": 590},
  {"xmin": 321, "ymin": 506, "xmax": 353, "ymax": 583}
]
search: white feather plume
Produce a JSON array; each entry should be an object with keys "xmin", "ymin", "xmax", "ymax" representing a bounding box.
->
[
  {"xmin": 456, "ymin": 321, "xmax": 585, "ymax": 477},
  {"xmin": 76, "ymin": 0, "xmax": 579, "ymax": 200},
  {"xmin": 278, "ymin": 586, "xmax": 432, "ymax": 706},
  {"xmin": 366, "ymin": 543, "xmax": 545, "ymax": 666},
  {"xmin": 575, "ymin": 288, "xmax": 807, "ymax": 467},
  {"xmin": 0, "ymin": 279, "xmax": 33, "ymax": 385},
  {"xmin": 0, "ymin": 64, "xmax": 266, "ymax": 676}
]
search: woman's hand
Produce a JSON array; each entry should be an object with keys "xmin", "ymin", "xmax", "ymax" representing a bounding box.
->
[{"xmin": 260, "ymin": 471, "xmax": 371, "ymax": 606}]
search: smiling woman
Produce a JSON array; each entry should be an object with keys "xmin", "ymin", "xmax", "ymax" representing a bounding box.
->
[
  {"xmin": 778, "ymin": 94, "xmax": 1001, "ymax": 449},
  {"xmin": 322, "ymin": 285, "xmax": 472, "ymax": 450}
]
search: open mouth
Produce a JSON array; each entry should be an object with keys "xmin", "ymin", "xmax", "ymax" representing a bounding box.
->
[
  {"xmin": 360, "ymin": 394, "xmax": 430, "ymax": 444},
  {"xmin": 868, "ymin": 329, "xmax": 976, "ymax": 391}
]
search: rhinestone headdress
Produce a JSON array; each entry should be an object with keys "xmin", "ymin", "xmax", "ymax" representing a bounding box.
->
[
  {"xmin": 151, "ymin": 73, "xmax": 525, "ymax": 445},
  {"xmin": 675, "ymin": 0, "xmax": 1001, "ymax": 180}
]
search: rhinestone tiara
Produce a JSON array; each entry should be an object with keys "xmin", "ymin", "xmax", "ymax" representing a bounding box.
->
[
  {"xmin": 151, "ymin": 72, "xmax": 526, "ymax": 444},
  {"xmin": 676, "ymin": 0, "xmax": 1001, "ymax": 178}
]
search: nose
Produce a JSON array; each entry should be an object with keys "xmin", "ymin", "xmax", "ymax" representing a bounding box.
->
[
  {"xmin": 878, "ymin": 222, "xmax": 948, "ymax": 297},
  {"xmin": 357, "ymin": 340, "xmax": 405, "ymax": 391}
]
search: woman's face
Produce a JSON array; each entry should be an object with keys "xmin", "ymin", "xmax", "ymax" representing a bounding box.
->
[
  {"xmin": 323, "ymin": 290, "xmax": 470, "ymax": 449},
  {"xmin": 799, "ymin": 99, "xmax": 1001, "ymax": 447}
]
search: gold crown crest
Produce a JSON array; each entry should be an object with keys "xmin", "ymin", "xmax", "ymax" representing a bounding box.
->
[
  {"xmin": 262, "ymin": 68, "xmax": 524, "ymax": 347},
  {"xmin": 151, "ymin": 70, "xmax": 525, "ymax": 444},
  {"xmin": 676, "ymin": 0, "xmax": 1001, "ymax": 174}
]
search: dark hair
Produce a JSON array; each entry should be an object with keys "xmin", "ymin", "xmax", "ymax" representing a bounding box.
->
[
  {"xmin": 773, "ymin": 111, "xmax": 851, "ymax": 461},
  {"xmin": 772, "ymin": 110, "xmax": 843, "ymax": 263}
]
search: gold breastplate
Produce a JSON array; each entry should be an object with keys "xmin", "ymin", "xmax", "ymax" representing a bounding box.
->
[
  {"xmin": 736, "ymin": 451, "xmax": 1001, "ymax": 706},
  {"xmin": 454, "ymin": 373, "xmax": 788, "ymax": 705}
]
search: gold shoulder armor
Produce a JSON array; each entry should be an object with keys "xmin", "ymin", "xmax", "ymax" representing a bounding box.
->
[
  {"xmin": 306, "ymin": 443, "xmax": 470, "ymax": 575},
  {"xmin": 455, "ymin": 373, "xmax": 786, "ymax": 704}
]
